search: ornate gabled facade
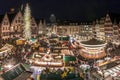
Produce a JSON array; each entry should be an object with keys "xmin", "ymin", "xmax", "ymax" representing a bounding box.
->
[
  {"xmin": 53, "ymin": 23, "xmax": 80, "ymax": 36},
  {"xmin": 104, "ymin": 14, "xmax": 113, "ymax": 41},
  {"xmin": 0, "ymin": 8, "xmax": 120, "ymax": 44},
  {"xmin": 113, "ymin": 20, "xmax": 119, "ymax": 41},
  {"xmin": 92, "ymin": 13, "xmax": 120, "ymax": 41},
  {"xmin": 0, "ymin": 13, "xmax": 10, "ymax": 41},
  {"xmin": 93, "ymin": 18, "xmax": 105, "ymax": 41},
  {"xmin": 52, "ymin": 23, "xmax": 93, "ymax": 40},
  {"xmin": 10, "ymin": 11, "xmax": 24, "ymax": 38},
  {"xmin": 31, "ymin": 17, "xmax": 38, "ymax": 38},
  {"xmin": 94, "ymin": 19, "xmax": 100, "ymax": 39},
  {"xmin": 79, "ymin": 24, "xmax": 93, "ymax": 40},
  {"xmin": 99, "ymin": 17, "xmax": 105, "ymax": 40},
  {"xmin": 0, "ymin": 10, "xmax": 43, "ymax": 42},
  {"xmin": 38, "ymin": 20, "xmax": 47, "ymax": 35}
]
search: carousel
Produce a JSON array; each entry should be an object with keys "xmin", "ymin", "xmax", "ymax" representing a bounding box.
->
[{"xmin": 79, "ymin": 38, "xmax": 107, "ymax": 59}]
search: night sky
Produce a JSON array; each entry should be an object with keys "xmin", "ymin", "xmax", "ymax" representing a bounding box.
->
[{"xmin": 0, "ymin": 0, "xmax": 120, "ymax": 22}]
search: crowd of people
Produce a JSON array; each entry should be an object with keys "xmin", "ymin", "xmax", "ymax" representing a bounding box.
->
[
  {"xmin": 105, "ymin": 42, "xmax": 120, "ymax": 57},
  {"xmin": 2, "ymin": 35, "xmax": 120, "ymax": 80},
  {"xmin": 37, "ymin": 67, "xmax": 83, "ymax": 80}
]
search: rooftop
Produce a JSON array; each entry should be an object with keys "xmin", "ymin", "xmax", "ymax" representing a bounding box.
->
[{"xmin": 81, "ymin": 38, "xmax": 105, "ymax": 45}]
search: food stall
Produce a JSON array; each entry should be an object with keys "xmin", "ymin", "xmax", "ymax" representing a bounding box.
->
[{"xmin": 16, "ymin": 39, "xmax": 26, "ymax": 45}]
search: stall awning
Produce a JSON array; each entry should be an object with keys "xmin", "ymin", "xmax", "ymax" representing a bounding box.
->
[{"xmin": 1, "ymin": 64, "xmax": 31, "ymax": 80}]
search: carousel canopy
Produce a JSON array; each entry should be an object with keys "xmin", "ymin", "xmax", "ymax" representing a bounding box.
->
[{"xmin": 81, "ymin": 38, "xmax": 105, "ymax": 45}]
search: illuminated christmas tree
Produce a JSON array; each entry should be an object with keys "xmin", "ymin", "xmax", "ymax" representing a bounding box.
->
[{"xmin": 23, "ymin": 3, "xmax": 31, "ymax": 40}]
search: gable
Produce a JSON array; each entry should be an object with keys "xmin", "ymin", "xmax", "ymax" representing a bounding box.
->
[
  {"xmin": 11, "ymin": 11, "xmax": 23, "ymax": 25},
  {"xmin": 31, "ymin": 17, "xmax": 37, "ymax": 27},
  {"xmin": 1, "ymin": 14, "xmax": 10, "ymax": 26}
]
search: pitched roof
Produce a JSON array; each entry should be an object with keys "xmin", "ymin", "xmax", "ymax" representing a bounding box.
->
[
  {"xmin": 14, "ymin": 71, "xmax": 32, "ymax": 80},
  {"xmin": 1, "ymin": 64, "xmax": 32, "ymax": 80},
  {"xmin": 81, "ymin": 38, "xmax": 105, "ymax": 45}
]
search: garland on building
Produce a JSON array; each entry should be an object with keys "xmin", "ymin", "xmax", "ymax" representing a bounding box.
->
[{"xmin": 23, "ymin": 3, "xmax": 31, "ymax": 40}]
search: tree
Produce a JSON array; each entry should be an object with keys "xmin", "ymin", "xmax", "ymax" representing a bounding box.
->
[{"xmin": 23, "ymin": 3, "xmax": 31, "ymax": 40}]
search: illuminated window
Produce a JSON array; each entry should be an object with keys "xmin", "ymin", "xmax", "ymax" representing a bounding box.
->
[
  {"xmin": 11, "ymin": 26, "xmax": 14, "ymax": 31},
  {"xmin": 18, "ymin": 26, "xmax": 21, "ymax": 32}
]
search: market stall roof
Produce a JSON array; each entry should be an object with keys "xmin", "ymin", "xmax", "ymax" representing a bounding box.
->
[
  {"xmin": 0, "ymin": 64, "xmax": 32, "ymax": 80},
  {"xmin": 0, "ymin": 44, "xmax": 15, "ymax": 54},
  {"xmin": 1, "ymin": 44, "xmax": 14, "ymax": 50},
  {"xmin": 81, "ymin": 38, "xmax": 105, "ymax": 45},
  {"xmin": 14, "ymin": 71, "xmax": 32, "ymax": 80}
]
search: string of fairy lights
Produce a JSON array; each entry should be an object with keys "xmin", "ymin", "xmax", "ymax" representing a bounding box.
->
[{"xmin": 24, "ymin": 3, "xmax": 31, "ymax": 40}]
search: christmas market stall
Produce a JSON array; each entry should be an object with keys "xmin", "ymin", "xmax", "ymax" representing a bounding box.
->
[
  {"xmin": 16, "ymin": 39, "xmax": 26, "ymax": 45},
  {"xmin": 0, "ymin": 44, "xmax": 15, "ymax": 59}
]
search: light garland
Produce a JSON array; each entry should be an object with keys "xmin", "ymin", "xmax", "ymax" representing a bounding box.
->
[{"xmin": 80, "ymin": 42, "xmax": 107, "ymax": 48}]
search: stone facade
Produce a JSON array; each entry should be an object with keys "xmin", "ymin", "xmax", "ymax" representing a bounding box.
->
[
  {"xmin": 0, "ymin": 11, "xmax": 120, "ymax": 43},
  {"xmin": 0, "ymin": 11, "xmax": 41, "ymax": 43},
  {"xmin": 10, "ymin": 11, "xmax": 24, "ymax": 38},
  {"xmin": 104, "ymin": 14, "xmax": 113, "ymax": 41},
  {"xmin": 0, "ymin": 13, "xmax": 10, "ymax": 41}
]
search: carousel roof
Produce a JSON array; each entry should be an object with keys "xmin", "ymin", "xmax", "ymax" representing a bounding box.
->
[{"xmin": 81, "ymin": 38, "xmax": 105, "ymax": 45}]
